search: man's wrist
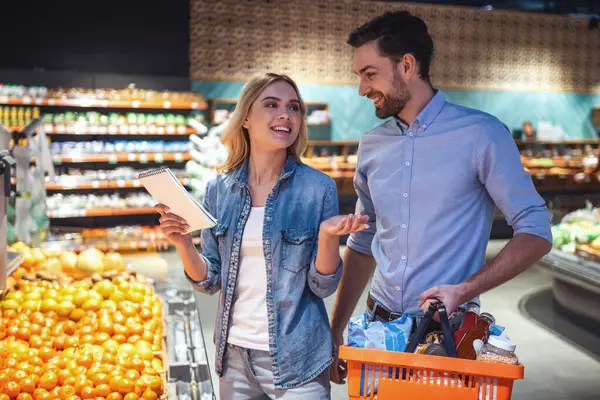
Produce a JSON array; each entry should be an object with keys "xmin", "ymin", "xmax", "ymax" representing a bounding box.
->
[{"xmin": 457, "ymin": 280, "xmax": 476, "ymax": 305}]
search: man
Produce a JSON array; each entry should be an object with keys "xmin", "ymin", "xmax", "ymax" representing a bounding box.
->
[{"xmin": 330, "ymin": 11, "xmax": 552, "ymax": 384}]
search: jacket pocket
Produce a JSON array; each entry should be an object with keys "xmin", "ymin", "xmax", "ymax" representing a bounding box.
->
[
  {"xmin": 281, "ymin": 228, "xmax": 315, "ymax": 273},
  {"xmin": 212, "ymin": 223, "xmax": 228, "ymax": 259}
]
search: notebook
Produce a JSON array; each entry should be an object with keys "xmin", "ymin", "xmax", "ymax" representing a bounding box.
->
[{"xmin": 138, "ymin": 167, "xmax": 217, "ymax": 233}]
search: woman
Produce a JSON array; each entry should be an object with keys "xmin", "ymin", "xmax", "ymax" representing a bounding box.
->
[{"xmin": 156, "ymin": 73, "xmax": 367, "ymax": 399}]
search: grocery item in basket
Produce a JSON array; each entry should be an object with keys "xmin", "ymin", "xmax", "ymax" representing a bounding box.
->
[
  {"xmin": 456, "ymin": 312, "xmax": 495, "ymax": 360},
  {"xmin": 477, "ymin": 335, "xmax": 519, "ymax": 365},
  {"xmin": 348, "ymin": 311, "xmax": 413, "ymax": 352}
]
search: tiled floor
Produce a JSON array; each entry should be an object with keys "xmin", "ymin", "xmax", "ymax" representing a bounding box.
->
[{"xmin": 128, "ymin": 240, "xmax": 600, "ymax": 399}]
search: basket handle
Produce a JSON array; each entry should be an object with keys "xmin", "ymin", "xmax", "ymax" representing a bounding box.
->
[{"xmin": 405, "ymin": 302, "xmax": 457, "ymax": 358}]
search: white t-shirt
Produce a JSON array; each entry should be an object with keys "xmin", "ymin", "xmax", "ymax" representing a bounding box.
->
[{"xmin": 227, "ymin": 207, "xmax": 270, "ymax": 351}]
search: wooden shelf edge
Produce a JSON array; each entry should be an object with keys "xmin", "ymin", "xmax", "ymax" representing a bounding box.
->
[{"xmin": 0, "ymin": 97, "xmax": 207, "ymax": 110}]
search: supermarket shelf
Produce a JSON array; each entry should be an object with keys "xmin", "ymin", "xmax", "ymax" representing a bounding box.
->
[
  {"xmin": 48, "ymin": 207, "xmax": 158, "ymax": 218},
  {"xmin": 52, "ymin": 152, "xmax": 191, "ymax": 164},
  {"xmin": 43, "ymin": 125, "xmax": 195, "ymax": 136},
  {"xmin": 6, "ymin": 252, "xmax": 24, "ymax": 277},
  {"xmin": 0, "ymin": 96, "xmax": 207, "ymax": 110},
  {"xmin": 44, "ymin": 178, "xmax": 189, "ymax": 191}
]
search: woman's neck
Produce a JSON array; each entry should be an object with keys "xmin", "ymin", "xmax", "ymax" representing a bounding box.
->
[{"xmin": 247, "ymin": 148, "xmax": 287, "ymax": 186}]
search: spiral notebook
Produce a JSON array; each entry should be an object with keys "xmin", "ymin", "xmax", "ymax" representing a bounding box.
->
[{"xmin": 138, "ymin": 167, "xmax": 217, "ymax": 233}]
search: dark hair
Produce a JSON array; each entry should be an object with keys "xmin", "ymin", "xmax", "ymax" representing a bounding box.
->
[{"xmin": 347, "ymin": 11, "xmax": 434, "ymax": 82}]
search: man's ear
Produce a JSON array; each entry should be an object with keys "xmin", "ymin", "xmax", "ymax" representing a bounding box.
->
[{"xmin": 397, "ymin": 53, "xmax": 418, "ymax": 80}]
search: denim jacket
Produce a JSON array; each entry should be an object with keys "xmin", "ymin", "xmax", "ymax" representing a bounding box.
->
[{"xmin": 185, "ymin": 156, "xmax": 343, "ymax": 389}]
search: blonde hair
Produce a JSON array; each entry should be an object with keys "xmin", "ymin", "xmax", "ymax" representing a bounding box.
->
[{"xmin": 218, "ymin": 73, "xmax": 308, "ymax": 174}]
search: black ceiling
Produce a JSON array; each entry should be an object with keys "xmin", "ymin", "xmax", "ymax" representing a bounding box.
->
[{"xmin": 380, "ymin": 0, "xmax": 600, "ymax": 17}]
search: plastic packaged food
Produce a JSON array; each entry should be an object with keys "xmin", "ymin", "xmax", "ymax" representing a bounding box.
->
[{"xmin": 476, "ymin": 335, "xmax": 519, "ymax": 365}]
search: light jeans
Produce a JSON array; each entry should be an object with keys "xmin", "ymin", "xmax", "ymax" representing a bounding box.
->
[{"xmin": 219, "ymin": 344, "xmax": 331, "ymax": 400}]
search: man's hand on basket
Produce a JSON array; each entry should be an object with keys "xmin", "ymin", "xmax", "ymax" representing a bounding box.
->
[
  {"xmin": 330, "ymin": 330, "xmax": 348, "ymax": 384},
  {"xmin": 419, "ymin": 284, "xmax": 464, "ymax": 317}
]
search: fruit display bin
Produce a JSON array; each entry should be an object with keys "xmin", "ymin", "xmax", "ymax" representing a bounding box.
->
[{"xmin": 0, "ymin": 243, "xmax": 215, "ymax": 400}]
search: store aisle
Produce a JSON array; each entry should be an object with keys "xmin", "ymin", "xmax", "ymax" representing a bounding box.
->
[{"xmin": 129, "ymin": 240, "xmax": 600, "ymax": 400}]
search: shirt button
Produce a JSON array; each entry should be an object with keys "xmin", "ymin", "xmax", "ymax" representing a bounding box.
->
[
  {"xmin": 402, "ymin": 224, "xmax": 407, "ymax": 229},
  {"xmin": 401, "ymin": 255, "xmax": 406, "ymax": 260},
  {"xmin": 408, "ymin": 132, "xmax": 414, "ymax": 136},
  {"xmin": 265, "ymin": 240, "xmax": 270, "ymax": 245},
  {"xmin": 405, "ymin": 161, "xmax": 410, "ymax": 166},
  {"xmin": 395, "ymin": 286, "xmax": 401, "ymax": 291},
  {"xmin": 403, "ymin": 193, "xmax": 408, "ymax": 197},
  {"xmin": 422, "ymin": 124, "xmax": 427, "ymax": 128}
]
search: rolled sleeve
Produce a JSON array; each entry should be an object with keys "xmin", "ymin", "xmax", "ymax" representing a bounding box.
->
[
  {"xmin": 346, "ymin": 146, "xmax": 377, "ymax": 255},
  {"xmin": 477, "ymin": 120, "xmax": 553, "ymax": 244},
  {"xmin": 308, "ymin": 181, "xmax": 343, "ymax": 298},
  {"xmin": 185, "ymin": 180, "xmax": 222, "ymax": 295},
  {"xmin": 308, "ymin": 254, "xmax": 343, "ymax": 298}
]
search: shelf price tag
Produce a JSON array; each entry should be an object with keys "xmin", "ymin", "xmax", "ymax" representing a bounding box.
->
[
  {"xmin": 132, "ymin": 100, "xmax": 140, "ymax": 108},
  {"xmin": 130, "ymin": 125, "xmax": 138, "ymax": 134},
  {"xmin": 140, "ymin": 154, "xmax": 149, "ymax": 164},
  {"xmin": 98, "ymin": 126, "xmax": 107, "ymax": 134},
  {"xmin": 166, "ymin": 126, "xmax": 175, "ymax": 134},
  {"xmin": 117, "ymin": 180, "xmax": 126, "ymax": 188},
  {"xmin": 22, "ymin": 96, "xmax": 31, "ymax": 104},
  {"xmin": 128, "ymin": 154, "xmax": 136, "ymax": 162},
  {"xmin": 163, "ymin": 101, "xmax": 171, "ymax": 109},
  {"xmin": 53, "ymin": 157, "xmax": 61, "ymax": 165},
  {"xmin": 148, "ymin": 125, "xmax": 157, "ymax": 134},
  {"xmin": 35, "ymin": 98, "xmax": 43, "ymax": 105},
  {"xmin": 154, "ymin": 153, "xmax": 164, "ymax": 163},
  {"xmin": 0, "ymin": 96, "xmax": 8, "ymax": 103},
  {"xmin": 133, "ymin": 179, "xmax": 141, "ymax": 187},
  {"xmin": 139, "ymin": 125, "xmax": 147, "ymax": 134},
  {"xmin": 109, "ymin": 126, "xmax": 118, "ymax": 135},
  {"xmin": 177, "ymin": 126, "xmax": 186, "ymax": 134},
  {"xmin": 157, "ymin": 127, "xmax": 165, "ymax": 135},
  {"xmin": 48, "ymin": 99, "xmax": 56, "ymax": 106},
  {"xmin": 92, "ymin": 181, "xmax": 100, "ymax": 189},
  {"xmin": 108, "ymin": 155, "xmax": 118, "ymax": 164},
  {"xmin": 121, "ymin": 125, "xmax": 129, "ymax": 134},
  {"xmin": 175, "ymin": 153, "xmax": 184, "ymax": 162},
  {"xmin": 56, "ymin": 124, "xmax": 65, "ymax": 133}
]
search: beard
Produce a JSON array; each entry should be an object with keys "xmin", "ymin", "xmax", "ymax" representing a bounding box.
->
[{"xmin": 372, "ymin": 70, "xmax": 411, "ymax": 119}]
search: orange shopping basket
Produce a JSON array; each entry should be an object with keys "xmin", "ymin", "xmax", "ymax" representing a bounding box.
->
[{"xmin": 339, "ymin": 303, "xmax": 524, "ymax": 399}]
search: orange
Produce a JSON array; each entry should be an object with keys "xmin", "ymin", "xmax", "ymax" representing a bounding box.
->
[
  {"xmin": 117, "ymin": 378, "xmax": 134, "ymax": 395},
  {"xmin": 123, "ymin": 394, "xmax": 138, "ymax": 400},
  {"xmin": 19, "ymin": 376, "xmax": 36, "ymax": 393},
  {"xmin": 4, "ymin": 380, "xmax": 21, "ymax": 397},
  {"xmin": 141, "ymin": 389, "xmax": 157, "ymax": 400},
  {"xmin": 38, "ymin": 371, "xmax": 58, "ymax": 391},
  {"xmin": 91, "ymin": 373, "xmax": 110, "ymax": 386},
  {"xmin": 17, "ymin": 393, "xmax": 33, "ymax": 400},
  {"xmin": 80, "ymin": 386, "xmax": 95, "ymax": 399},
  {"xmin": 94, "ymin": 384, "xmax": 111, "ymax": 397},
  {"xmin": 61, "ymin": 385, "xmax": 77, "ymax": 397},
  {"xmin": 106, "ymin": 394, "xmax": 123, "ymax": 400}
]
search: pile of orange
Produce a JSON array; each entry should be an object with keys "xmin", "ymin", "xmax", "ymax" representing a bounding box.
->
[{"xmin": 0, "ymin": 274, "xmax": 165, "ymax": 400}]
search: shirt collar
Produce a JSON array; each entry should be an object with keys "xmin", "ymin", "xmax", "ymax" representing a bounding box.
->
[
  {"xmin": 393, "ymin": 89, "xmax": 446, "ymax": 133},
  {"xmin": 233, "ymin": 154, "xmax": 298, "ymax": 188},
  {"xmin": 413, "ymin": 89, "xmax": 446, "ymax": 131}
]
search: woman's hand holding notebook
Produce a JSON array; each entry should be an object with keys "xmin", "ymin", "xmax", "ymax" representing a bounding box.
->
[{"xmin": 139, "ymin": 168, "xmax": 217, "ymax": 234}]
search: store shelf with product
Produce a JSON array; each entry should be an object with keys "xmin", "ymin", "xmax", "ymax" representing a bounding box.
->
[{"xmin": 0, "ymin": 84, "xmax": 213, "ymax": 248}]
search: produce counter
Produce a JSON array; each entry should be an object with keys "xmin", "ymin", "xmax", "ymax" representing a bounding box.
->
[
  {"xmin": 1, "ymin": 243, "xmax": 215, "ymax": 399},
  {"xmin": 538, "ymin": 250, "xmax": 600, "ymax": 326}
]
